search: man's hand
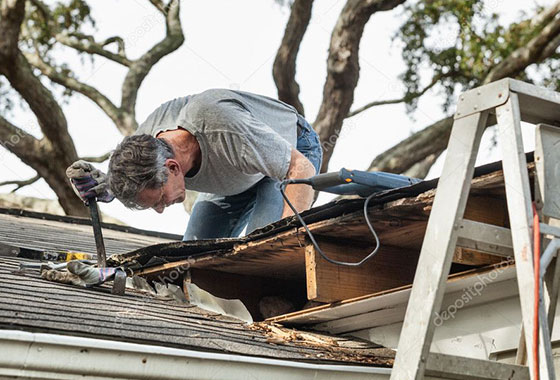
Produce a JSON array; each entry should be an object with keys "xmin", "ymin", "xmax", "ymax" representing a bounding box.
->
[
  {"xmin": 66, "ymin": 160, "xmax": 115, "ymax": 203},
  {"xmin": 281, "ymin": 148, "xmax": 316, "ymax": 218}
]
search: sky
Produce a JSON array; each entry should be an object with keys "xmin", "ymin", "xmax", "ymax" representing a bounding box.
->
[{"xmin": 0, "ymin": 0, "xmax": 551, "ymax": 235}]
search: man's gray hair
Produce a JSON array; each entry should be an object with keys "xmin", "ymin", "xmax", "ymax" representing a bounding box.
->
[{"xmin": 108, "ymin": 134, "xmax": 174, "ymax": 209}]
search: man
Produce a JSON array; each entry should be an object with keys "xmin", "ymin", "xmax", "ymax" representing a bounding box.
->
[{"xmin": 67, "ymin": 89, "xmax": 322, "ymax": 240}]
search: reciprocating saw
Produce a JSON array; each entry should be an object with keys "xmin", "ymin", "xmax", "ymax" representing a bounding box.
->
[{"xmin": 285, "ymin": 168, "xmax": 421, "ymax": 196}]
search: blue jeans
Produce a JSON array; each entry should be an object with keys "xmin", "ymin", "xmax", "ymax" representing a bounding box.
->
[{"xmin": 183, "ymin": 114, "xmax": 322, "ymax": 240}]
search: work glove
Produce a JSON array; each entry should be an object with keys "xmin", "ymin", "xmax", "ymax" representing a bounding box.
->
[
  {"xmin": 66, "ymin": 160, "xmax": 115, "ymax": 203},
  {"xmin": 67, "ymin": 260, "xmax": 119, "ymax": 286},
  {"xmin": 41, "ymin": 260, "xmax": 120, "ymax": 287}
]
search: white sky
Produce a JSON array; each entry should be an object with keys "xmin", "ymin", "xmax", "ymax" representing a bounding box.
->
[{"xmin": 0, "ymin": 0, "xmax": 550, "ymax": 235}]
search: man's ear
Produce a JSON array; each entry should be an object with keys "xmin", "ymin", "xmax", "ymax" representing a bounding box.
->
[{"xmin": 165, "ymin": 159, "xmax": 181, "ymax": 175}]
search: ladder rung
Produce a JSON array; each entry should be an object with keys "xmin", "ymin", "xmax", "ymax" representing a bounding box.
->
[
  {"xmin": 540, "ymin": 223, "xmax": 560, "ymax": 238},
  {"xmin": 425, "ymin": 353, "xmax": 529, "ymax": 380},
  {"xmin": 456, "ymin": 219, "xmax": 513, "ymax": 257}
]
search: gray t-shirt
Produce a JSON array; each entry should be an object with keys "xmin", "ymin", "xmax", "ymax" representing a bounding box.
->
[{"xmin": 136, "ymin": 89, "xmax": 298, "ymax": 196}]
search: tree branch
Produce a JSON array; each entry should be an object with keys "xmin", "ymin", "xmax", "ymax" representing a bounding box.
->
[
  {"xmin": 28, "ymin": 0, "xmax": 50, "ymax": 20},
  {"xmin": 313, "ymin": 0, "xmax": 406, "ymax": 172},
  {"xmin": 0, "ymin": 0, "xmax": 75, "ymax": 159},
  {"xmin": 27, "ymin": 0, "xmax": 132, "ymax": 66},
  {"xmin": 0, "ymin": 174, "xmax": 40, "ymax": 192},
  {"xmin": 1, "ymin": 53, "xmax": 77, "ymax": 161},
  {"xmin": 55, "ymin": 32, "xmax": 132, "ymax": 67},
  {"xmin": 24, "ymin": 49, "xmax": 127, "ymax": 134},
  {"xmin": 0, "ymin": 0, "xmax": 106, "ymax": 217},
  {"xmin": 149, "ymin": 0, "xmax": 167, "ymax": 14},
  {"xmin": 273, "ymin": 0, "xmax": 314, "ymax": 115},
  {"xmin": 530, "ymin": 1, "xmax": 560, "ymax": 29},
  {"xmin": 120, "ymin": 0, "xmax": 185, "ymax": 129},
  {"xmin": 0, "ymin": 114, "xmax": 43, "ymax": 165},
  {"xmin": 347, "ymin": 74, "xmax": 441, "ymax": 118},
  {"xmin": 484, "ymin": 1, "xmax": 560, "ymax": 83},
  {"xmin": 403, "ymin": 152, "xmax": 442, "ymax": 179},
  {"xmin": 368, "ymin": 116, "xmax": 453, "ymax": 173},
  {"xmin": 0, "ymin": 0, "xmax": 26, "ymax": 61},
  {"xmin": 22, "ymin": 0, "xmax": 185, "ymax": 136},
  {"xmin": 80, "ymin": 151, "xmax": 111, "ymax": 163},
  {"xmin": 367, "ymin": 2, "xmax": 560, "ymax": 178},
  {"xmin": 540, "ymin": 31, "xmax": 560, "ymax": 58}
]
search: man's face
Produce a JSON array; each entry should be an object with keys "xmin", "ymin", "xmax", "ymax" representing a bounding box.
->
[{"xmin": 136, "ymin": 159, "xmax": 186, "ymax": 213}]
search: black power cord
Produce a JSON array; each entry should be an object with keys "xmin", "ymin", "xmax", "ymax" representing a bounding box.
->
[{"xmin": 280, "ymin": 179, "xmax": 380, "ymax": 267}]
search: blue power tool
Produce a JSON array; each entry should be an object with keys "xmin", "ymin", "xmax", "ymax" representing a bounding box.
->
[
  {"xmin": 297, "ymin": 168, "xmax": 421, "ymax": 196},
  {"xmin": 280, "ymin": 169, "xmax": 422, "ymax": 267}
]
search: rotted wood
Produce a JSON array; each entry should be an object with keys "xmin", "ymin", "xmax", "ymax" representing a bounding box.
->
[
  {"xmin": 305, "ymin": 237, "xmax": 419, "ymax": 303},
  {"xmin": 130, "ymin": 167, "xmax": 520, "ymax": 288}
]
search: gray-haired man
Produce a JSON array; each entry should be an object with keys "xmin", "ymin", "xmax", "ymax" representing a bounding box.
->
[{"xmin": 67, "ymin": 89, "xmax": 322, "ymax": 240}]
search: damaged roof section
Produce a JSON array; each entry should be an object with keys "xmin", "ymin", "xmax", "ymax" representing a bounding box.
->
[
  {"xmin": 0, "ymin": 256, "xmax": 393, "ymax": 366},
  {"xmin": 105, "ymin": 157, "xmax": 525, "ymax": 319}
]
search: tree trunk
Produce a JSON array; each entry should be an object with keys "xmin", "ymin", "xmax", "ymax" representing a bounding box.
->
[
  {"xmin": 273, "ymin": 0, "xmax": 314, "ymax": 115},
  {"xmin": 313, "ymin": 0, "xmax": 406, "ymax": 173},
  {"xmin": 0, "ymin": 0, "xmax": 86, "ymax": 217},
  {"xmin": 1, "ymin": 0, "xmax": 186, "ymax": 217},
  {"xmin": 368, "ymin": 116, "xmax": 453, "ymax": 174}
]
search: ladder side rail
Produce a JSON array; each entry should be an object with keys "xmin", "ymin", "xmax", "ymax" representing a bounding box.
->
[
  {"xmin": 544, "ymin": 239, "xmax": 560, "ymax": 332},
  {"xmin": 390, "ymin": 111, "xmax": 488, "ymax": 380},
  {"xmin": 496, "ymin": 92, "xmax": 555, "ymax": 379},
  {"xmin": 535, "ymin": 123, "xmax": 560, "ymax": 344}
]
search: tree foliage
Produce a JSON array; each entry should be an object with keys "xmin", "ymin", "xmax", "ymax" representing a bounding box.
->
[
  {"xmin": 365, "ymin": 0, "xmax": 560, "ymax": 177},
  {"xmin": 397, "ymin": 0, "xmax": 558, "ymax": 113}
]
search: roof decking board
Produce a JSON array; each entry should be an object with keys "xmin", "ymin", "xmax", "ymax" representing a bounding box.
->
[{"xmin": 129, "ymin": 165, "xmax": 516, "ymax": 282}]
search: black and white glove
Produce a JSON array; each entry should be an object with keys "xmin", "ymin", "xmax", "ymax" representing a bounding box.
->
[{"xmin": 66, "ymin": 160, "xmax": 114, "ymax": 203}]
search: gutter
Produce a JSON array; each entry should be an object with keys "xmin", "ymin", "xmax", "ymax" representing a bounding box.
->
[{"xmin": 0, "ymin": 330, "xmax": 391, "ymax": 380}]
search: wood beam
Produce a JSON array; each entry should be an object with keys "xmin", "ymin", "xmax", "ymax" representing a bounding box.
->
[
  {"xmin": 453, "ymin": 247, "xmax": 505, "ymax": 266},
  {"xmin": 305, "ymin": 238, "xmax": 418, "ymax": 302}
]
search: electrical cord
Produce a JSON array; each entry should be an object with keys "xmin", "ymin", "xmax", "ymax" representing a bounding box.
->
[{"xmin": 280, "ymin": 179, "xmax": 380, "ymax": 267}]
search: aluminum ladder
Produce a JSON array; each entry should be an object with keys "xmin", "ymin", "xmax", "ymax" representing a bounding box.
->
[{"xmin": 390, "ymin": 78, "xmax": 560, "ymax": 380}]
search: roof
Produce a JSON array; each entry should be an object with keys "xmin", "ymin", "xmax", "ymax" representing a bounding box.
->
[
  {"xmin": 0, "ymin": 209, "xmax": 394, "ymax": 367},
  {"xmin": 0, "ymin": 207, "xmax": 180, "ymax": 260},
  {"xmin": 0, "ymin": 256, "xmax": 392, "ymax": 365},
  {"xmin": 0, "ymin": 155, "xmax": 531, "ymax": 369}
]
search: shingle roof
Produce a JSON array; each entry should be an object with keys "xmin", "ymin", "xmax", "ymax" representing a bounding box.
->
[
  {"xmin": 0, "ymin": 207, "xmax": 179, "ymax": 259},
  {"xmin": 0, "ymin": 256, "xmax": 393, "ymax": 366}
]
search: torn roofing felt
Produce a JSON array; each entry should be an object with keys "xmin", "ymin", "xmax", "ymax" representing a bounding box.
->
[
  {"xmin": 109, "ymin": 153, "xmax": 533, "ymax": 271},
  {"xmin": 0, "ymin": 257, "xmax": 394, "ymax": 366}
]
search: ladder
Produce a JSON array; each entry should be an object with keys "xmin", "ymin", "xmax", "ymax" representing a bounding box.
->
[{"xmin": 390, "ymin": 78, "xmax": 560, "ymax": 380}]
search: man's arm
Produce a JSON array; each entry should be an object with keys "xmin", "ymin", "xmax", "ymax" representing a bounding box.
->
[{"xmin": 281, "ymin": 148, "xmax": 316, "ymax": 218}]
